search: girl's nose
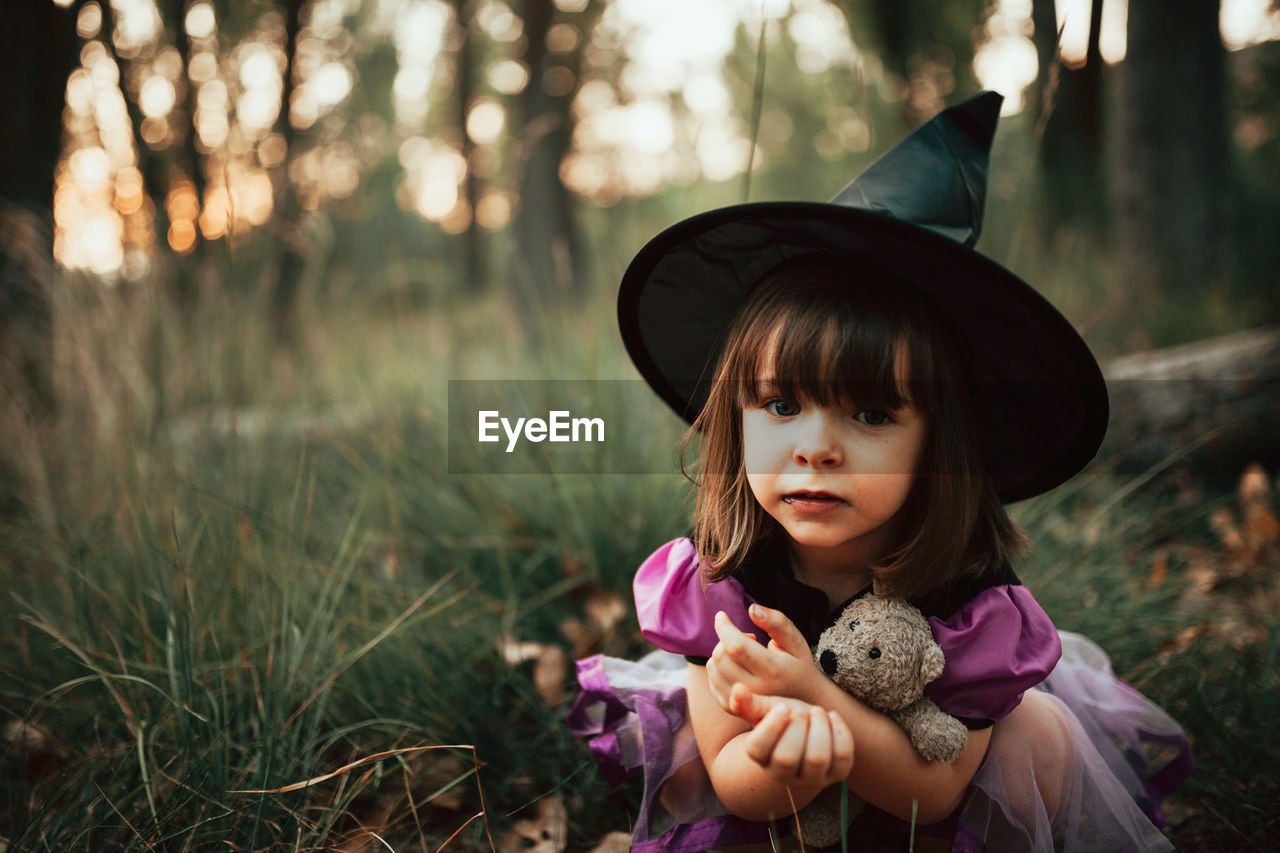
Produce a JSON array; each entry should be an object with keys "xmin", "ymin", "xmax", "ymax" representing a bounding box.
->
[{"xmin": 792, "ymin": 414, "xmax": 843, "ymax": 468}]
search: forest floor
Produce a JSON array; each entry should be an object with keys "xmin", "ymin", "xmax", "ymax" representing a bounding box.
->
[{"xmin": 1, "ymin": 285, "xmax": 1276, "ymax": 851}]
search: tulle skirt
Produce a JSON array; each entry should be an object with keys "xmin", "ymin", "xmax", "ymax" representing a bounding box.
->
[{"xmin": 566, "ymin": 632, "xmax": 1193, "ymax": 852}]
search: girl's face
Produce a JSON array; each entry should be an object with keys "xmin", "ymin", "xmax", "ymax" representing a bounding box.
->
[{"xmin": 741, "ymin": 352, "xmax": 927, "ymax": 571}]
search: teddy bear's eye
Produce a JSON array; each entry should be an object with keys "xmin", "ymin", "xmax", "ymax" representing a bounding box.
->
[
  {"xmin": 868, "ymin": 648, "xmax": 881, "ymax": 660},
  {"xmin": 847, "ymin": 619, "xmax": 860, "ymax": 629}
]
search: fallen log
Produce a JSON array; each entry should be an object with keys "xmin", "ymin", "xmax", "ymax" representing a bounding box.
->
[{"xmin": 1099, "ymin": 324, "xmax": 1280, "ymax": 482}]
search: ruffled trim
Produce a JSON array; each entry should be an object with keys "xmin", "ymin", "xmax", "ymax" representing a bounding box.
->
[
  {"xmin": 633, "ymin": 538, "xmax": 768, "ymax": 659},
  {"xmin": 566, "ymin": 651, "xmax": 770, "ymax": 852},
  {"xmin": 926, "ymin": 585, "xmax": 1062, "ymax": 726}
]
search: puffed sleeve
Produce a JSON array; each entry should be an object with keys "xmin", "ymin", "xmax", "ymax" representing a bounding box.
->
[
  {"xmin": 923, "ymin": 585, "xmax": 1062, "ymax": 728},
  {"xmin": 633, "ymin": 538, "xmax": 769, "ymax": 660}
]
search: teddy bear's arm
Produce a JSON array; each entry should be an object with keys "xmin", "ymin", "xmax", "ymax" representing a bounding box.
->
[{"xmin": 891, "ymin": 698, "xmax": 970, "ymax": 764}]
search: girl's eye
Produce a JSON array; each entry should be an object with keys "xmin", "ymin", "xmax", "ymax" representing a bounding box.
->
[
  {"xmin": 764, "ymin": 398, "xmax": 799, "ymax": 418},
  {"xmin": 856, "ymin": 410, "xmax": 891, "ymax": 427}
]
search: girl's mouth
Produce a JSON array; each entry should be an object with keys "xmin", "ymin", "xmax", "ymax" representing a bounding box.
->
[{"xmin": 781, "ymin": 492, "xmax": 845, "ymax": 508}]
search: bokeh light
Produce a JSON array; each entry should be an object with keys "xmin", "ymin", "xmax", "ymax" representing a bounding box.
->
[
  {"xmin": 391, "ymin": 0, "xmax": 450, "ymax": 127},
  {"xmin": 477, "ymin": 2, "xmax": 522, "ymax": 42},
  {"xmin": 466, "ymin": 99, "xmax": 506, "ymax": 145},
  {"xmin": 46, "ymin": 0, "xmax": 1280, "ymax": 280},
  {"xmin": 488, "ymin": 59, "xmax": 530, "ymax": 94},
  {"xmin": 475, "ymin": 190, "xmax": 512, "ymax": 230},
  {"xmin": 185, "ymin": 2, "xmax": 217, "ymax": 39},
  {"xmin": 139, "ymin": 75, "xmax": 176, "ymax": 118},
  {"xmin": 76, "ymin": 2, "xmax": 102, "ymax": 39},
  {"xmin": 108, "ymin": 0, "xmax": 162, "ymax": 56}
]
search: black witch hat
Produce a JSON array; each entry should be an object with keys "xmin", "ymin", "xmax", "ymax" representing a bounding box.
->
[{"xmin": 617, "ymin": 91, "xmax": 1108, "ymax": 502}]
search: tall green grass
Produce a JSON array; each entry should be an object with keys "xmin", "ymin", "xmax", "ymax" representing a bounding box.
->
[{"xmin": 1, "ymin": 258, "xmax": 1275, "ymax": 850}]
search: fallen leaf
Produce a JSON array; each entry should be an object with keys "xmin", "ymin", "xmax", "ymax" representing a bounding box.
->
[
  {"xmin": 1145, "ymin": 549, "xmax": 1169, "ymax": 590},
  {"xmin": 585, "ymin": 588, "xmax": 627, "ymax": 635},
  {"xmin": 500, "ymin": 638, "xmax": 568, "ymax": 707},
  {"xmin": 533, "ymin": 645, "xmax": 568, "ymax": 707},
  {"xmin": 1209, "ymin": 507, "xmax": 1243, "ymax": 555},
  {"xmin": 380, "ymin": 550, "xmax": 399, "ymax": 580},
  {"xmin": 560, "ymin": 555, "xmax": 584, "ymax": 578},
  {"xmin": 1238, "ymin": 463, "xmax": 1271, "ymax": 506},
  {"xmin": 4, "ymin": 720, "xmax": 47, "ymax": 752},
  {"xmin": 417, "ymin": 754, "xmax": 470, "ymax": 810},
  {"xmin": 1214, "ymin": 616, "xmax": 1268, "ymax": 651},
  {"xmin": 1210, "ymin": 464, "xmax": 1280, "ymax": 571},
  {"xmin": 586, "ymin": 831, "xmax": 632, "ymax": 853},
  {"xmin": 499, "ymin": 796, "xmax": 566, "ymax": 853},
  {"xmin": 1159, "ymin": 624, "xmax": 1209, "ymax": 654},
  {"xmin": 1183, "ymin": 556, "xmax": 1222, "ymax": 597},
  {"xmin": 501, "ymin": 637, "xmax": 545, "ymax": 666},
  {"xmin": 559, "ymin": 617, "xmax": 593, "ymax": 658}
]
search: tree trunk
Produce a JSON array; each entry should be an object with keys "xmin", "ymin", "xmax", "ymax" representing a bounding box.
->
[
  {"xmin": 453, "ymin": 0, "xmax": 484, "ymax": 288},
  {"xmin": 1101, "ymin": 325, "xmax": 1280, "ymax": 482},
  {"xmin": 99, "ymin": 0, "xmax": 169, "ymax": 238},
  {"xmin": 855, "ymin": 0, "xmax": 986, "ymax": 125},
  {"xmin": 1032, "ymin": 0, "xmax": 1107, "ymax": 235},
  {"xmin": 0, "ymin": 0, "xmax": 84, "ymax": 414},
  {"xmin": 1114, "ymin": 0, "xmax": 1229, "ymax": 341},
  {"xmin": 514, "ymin": 0, "xmax": 584, "ymax": 308},
  {"xmin": 270, "ymin": 0, "xmax": 307, "ymax": 341},
  {"xmin": 168, "ymin": 0, "xmax": 209, "ymax": 309}
]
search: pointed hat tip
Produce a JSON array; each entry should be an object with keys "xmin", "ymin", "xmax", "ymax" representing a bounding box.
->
[{"xmin": 943, "ymin": 91, "xmax": 1004, "ymax": 150}]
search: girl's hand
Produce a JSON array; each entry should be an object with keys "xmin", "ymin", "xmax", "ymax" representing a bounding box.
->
[
  {"xmin": 707, "ymin": 605, "xmax": 823, "ymax": 710},
  {"xmin": 732, "ymin": 684, "xmax": 855, "ymax": 789}
]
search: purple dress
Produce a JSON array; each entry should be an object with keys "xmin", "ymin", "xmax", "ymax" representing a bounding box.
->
[{"xmin": 567, "ymin": 538, "xmax": 1193, "ymax": 852}]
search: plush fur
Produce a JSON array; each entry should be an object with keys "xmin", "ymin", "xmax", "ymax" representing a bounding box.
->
[{"xmin": 797, "ymin": 594, "xmax": 969, "ymax": 848}]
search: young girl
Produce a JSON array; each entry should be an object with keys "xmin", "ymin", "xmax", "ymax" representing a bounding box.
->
[{"xmin": 568, "ymin": 92, "xmax": 1192, "ymax": 852}]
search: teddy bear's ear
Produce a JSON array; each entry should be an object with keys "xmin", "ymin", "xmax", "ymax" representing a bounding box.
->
[{"xmin": 920, "ymin": 641, "xmax": 945, "ymax": 684}]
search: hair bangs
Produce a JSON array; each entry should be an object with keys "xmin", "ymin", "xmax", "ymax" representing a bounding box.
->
[{"xmin": 733, "ymin": 298, "xmax": 913, "ymax": 418}]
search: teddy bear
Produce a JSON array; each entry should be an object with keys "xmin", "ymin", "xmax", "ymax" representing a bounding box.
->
[{"xmin": 796, "ymin": 593, "xmax": 969, "ymax": 848}]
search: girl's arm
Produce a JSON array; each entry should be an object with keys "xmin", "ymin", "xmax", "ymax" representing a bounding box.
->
[
  {"xmin": 686, "ymin": 662, "xmax": 854, "ymax": 821},
  {"xmin": 701, "ymin": 606, "xmax": 993, "ymax": 825}
]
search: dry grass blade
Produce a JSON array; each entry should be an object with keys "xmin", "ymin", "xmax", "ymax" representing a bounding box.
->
[
  {"xmin": 436, "ymin": 812, "xmax": 485, "ymax": 853},
  {"xmin": 20, "ymin": 613, "xmax": 140, "ymax": 738},
  {"xmin": 231, "ymin": 742, "xmax": 497, "ymax": 852},
  {"xmin": 287, "ymin": 570, "xmax": 457, "ymax": 726},
  {"xmin": 404, "ymin": 767, "xmax": 429, "ymax": 853},
  {"xmin": 785, "ymin": 786, "xmax": 801, "ymax": 849},
  {"xmin": 230, "ymin": 744, "xmax": 473, "ymax": 794}
]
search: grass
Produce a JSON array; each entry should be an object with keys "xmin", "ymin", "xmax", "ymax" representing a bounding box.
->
[{"xmin": 1, "ymin": 258, "xmax": 1277, "ymax": 851}]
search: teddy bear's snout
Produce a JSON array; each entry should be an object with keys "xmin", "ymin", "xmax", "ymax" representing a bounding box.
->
[{"xmin": 820, "ymin": 649, "xmax": 838, "ymax": 675}]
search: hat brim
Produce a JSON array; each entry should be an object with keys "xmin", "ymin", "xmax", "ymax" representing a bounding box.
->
[{"xmin": 617, "ymin": 202, "xmax": 1109, "ymax": 503}]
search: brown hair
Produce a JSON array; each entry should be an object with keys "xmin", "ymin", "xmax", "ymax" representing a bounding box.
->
[{"xmin": 682, "ymin": 253, "xmax": 1027, "ymax": 602}]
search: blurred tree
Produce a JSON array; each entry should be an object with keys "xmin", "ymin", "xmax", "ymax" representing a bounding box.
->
[
  {"xmin": 99, "ymin": 0, "xmax": 168, "ymax": 230},
  {"xmin": 270, "ymin": 0, "xmax": 307, "ymax": 339},
  {"xmin": 169, "ymin": 0, "xmax": 206, "ymax": 218},
  {"xmin": 1229, "ymin": 41, "xmax": 1280, "ymax": 323},
  {"xmin": 453, "ymin": 0, "xmax": 485, "ymax": 288},
  {"xmin": 1114, "ymin": 0, "xmax": 1229, "ymax": 343},
  {"xmin": 513, "ymin": 0, "xmax": 600, "ymax": 306},
  {"xmin": 0, "ymin": 0, "xmax": 85, "ymax": 414},
  {"xmin": 832, "ymin": 0, "xmax": 985, "ymax": 124},
  {"xmin": 1031, "ymin": 0, "xmax": 1108, "ymax": 234}
]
